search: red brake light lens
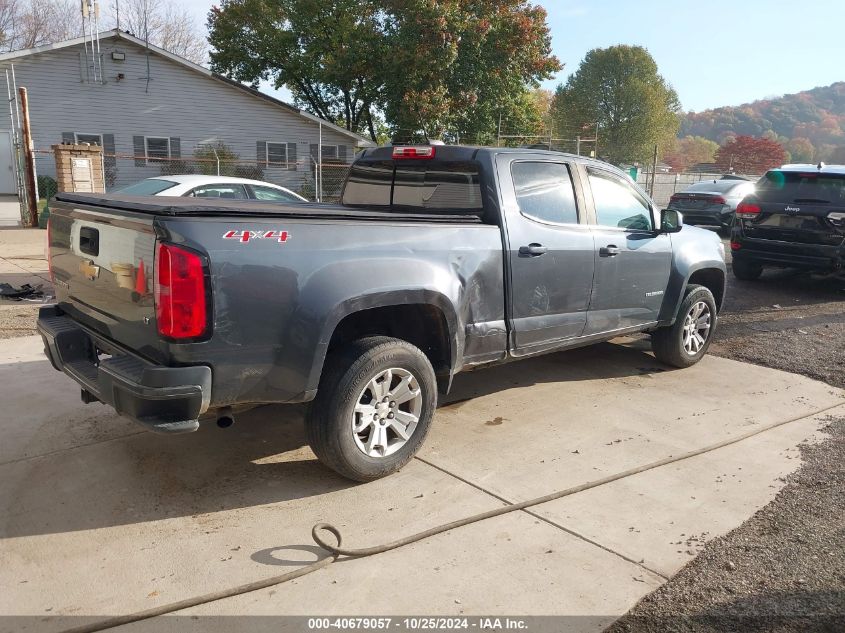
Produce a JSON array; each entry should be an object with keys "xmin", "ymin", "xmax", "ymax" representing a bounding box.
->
[
  {"xmin": 711, "ymin": 196, "xmax": 727, "ymax": 205},
  {"xmin": 392, "ymin": 146, "xmax": 436, "ymax": 159},
  {"xmin": 154, "ymin": 243, "xmax": 208, "ymax": 339},
  {"xmin": 730, "ymin": 241, "xmax": 742, "ymax": 251},
  {"xmin": 736, "ymin": 202, "xmax": 761, "ymax": 219}
]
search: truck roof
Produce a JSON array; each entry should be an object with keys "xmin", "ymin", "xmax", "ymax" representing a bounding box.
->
[{"xmin": 360, "ymin": 144, "xmax": 610, "ymax": 169}]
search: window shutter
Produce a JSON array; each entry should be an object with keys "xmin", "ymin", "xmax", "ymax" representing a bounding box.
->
[
  {"xmin": 133, "ymin": 136, "xmax": 145, "ymax": 166},
  {"xmin": 310, "ymin": 143, "xmax": 319, "ymax": 161},
  {"xmin": 338, "ymin": 145, "xmax": 347, "ymax": 163},
  {"xmin": 286, "ymin": 142, "xmax": 297, "ymax": 171},
  {"xmin": 102, "ymin": 134, "xmax": 116, "ymax": 188},
  {"xmin": 169, "ymin": 137, "xmax": 181, "ymax": 159},
  {"xmin": 62, "ymin": 132, "xmax": 75, "ymax": 144},
  {"xmin": 257, "ymin": 141, "xmax": 267, "ymax": 167}
]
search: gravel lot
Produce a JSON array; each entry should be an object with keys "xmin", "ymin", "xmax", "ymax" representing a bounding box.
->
[
  {"xmin": 607, "ymin": 416, "xmax": 845, "ymax": 633},
  {"xmin": 711, "ymin": 265, "xmax": 845, "ymax": 389},
  {"xmin": 610, "ymin": 255, "xmax": 845, "ymax": 632},
  {"xmin": 0, "ymin": 303, "xmax": 42, "ymax": 339}
]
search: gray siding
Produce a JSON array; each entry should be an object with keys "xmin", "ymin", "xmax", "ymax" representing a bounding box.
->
[{"xmin": 0, "ymin": 36, "xmax": 361, "ymax": 193}]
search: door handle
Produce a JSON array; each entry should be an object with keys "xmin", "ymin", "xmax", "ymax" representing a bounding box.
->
[
  {"xmin": 519, "ymin": 243, "xmax": 547, "ymax": 257},
  {"xmin": 599, "ymin": 245, "xmax": 620, "ymax": 257}
]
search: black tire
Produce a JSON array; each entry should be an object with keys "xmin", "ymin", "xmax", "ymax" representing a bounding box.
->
[
  {"xmin": 306, "ymin": 336, "xmax": 437, "ymax": 482},
  {"xmin": 651, "ymin": 284, "xmax": 717, "ymax": 368},
  {"xmin": 732, "ymin": 259, "xmax": 763, "ymax": 281}
]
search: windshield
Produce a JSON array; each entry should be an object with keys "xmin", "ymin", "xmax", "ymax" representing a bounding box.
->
[
  {"xmin": 756, "ymin": 171, "xmax": 845, "ymax": 204},
  {"xmin": 115, "ymin": 179, "xmax": 179, "ymax": 195}
]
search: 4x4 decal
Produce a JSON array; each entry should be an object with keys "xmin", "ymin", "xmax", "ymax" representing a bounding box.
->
[{"xmin": 223, "ymin": 230, "xmax": 290, "ymax": 243}]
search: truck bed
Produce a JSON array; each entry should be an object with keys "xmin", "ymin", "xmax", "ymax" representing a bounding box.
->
[{"xmin": 54, "ymin": 193, "xmax": 484, "ymax": 223}]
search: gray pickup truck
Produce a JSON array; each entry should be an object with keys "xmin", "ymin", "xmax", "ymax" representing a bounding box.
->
[{"xmin": 38, "ymin": 145, "xmax": 726, "ymax": 481}]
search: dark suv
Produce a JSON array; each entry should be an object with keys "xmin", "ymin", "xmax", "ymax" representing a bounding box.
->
[{"xmin": 730, "ymin": 164, "xmax": 845, "ymax": 280}]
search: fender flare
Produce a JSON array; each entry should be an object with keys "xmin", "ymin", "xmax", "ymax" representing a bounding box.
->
[
  {"xmin": 658, "ymin": 261, "xmax": 726, "ymax": 326},
  {"xmin": 303, "ymin": 289, "xmax": 462, "ymax": 394}
]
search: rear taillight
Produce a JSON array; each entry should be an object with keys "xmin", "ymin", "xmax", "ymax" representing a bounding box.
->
[
  {"xmin": 392, "ymin": 146, "xmax": 435, "ymax": 159},
  {"xmin": 46, "ymin": 217, "xmax": 54, "ymax": 282},
  {"xmin": 736, "ymin": 202, "xmax": 761, "ymax": 219},
  {"xmin": 730, "ymin": 241, "xmax": 742, "ymax": 251},
  {"xmin": 827, "ymin": 211, "xmax": 845, "ymax": 226},
  {"xmin": 154, "ymin": 243, "xmax": 208, "ymax": 340},
  {"xmin": 711, "ymin": 196, "xmax": 727, "ymax": 205}
]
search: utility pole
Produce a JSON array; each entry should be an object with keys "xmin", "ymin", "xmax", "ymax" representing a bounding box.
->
[
  {"xmin": 19, "ymin": 87, "xmax": 38, "ymax": 227},
  {"xmin": 576, "ymin": 135, "xmax": 581, "ymax": 156},
  {"xmin": 650, "ymin": 144, "xmax": 659, "ymax": 197},
  {"xmin": 497, "ymin": 112, "xmax": 502, "ymax": 147}
]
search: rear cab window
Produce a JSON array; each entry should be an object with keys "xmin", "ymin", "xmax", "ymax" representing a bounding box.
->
[{"xmin": 341, "ymin": 147, "xmax": 485, "ymax": 219}]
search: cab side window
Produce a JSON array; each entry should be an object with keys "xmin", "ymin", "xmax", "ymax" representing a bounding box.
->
[
  {"xmin": 588, "ymin": 169, "xmax": 653, "ymax": 231},
  {"xmin": 511, "ymin": 161, "xmax": 579, "ymax": 225}
]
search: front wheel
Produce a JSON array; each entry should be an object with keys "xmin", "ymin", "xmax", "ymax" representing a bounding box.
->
[
  {"xmin": 306, "ymin": 336, "xmax": 437, "ymax": 482},
  {"xmin": 651, "ymin": 284, "xmax": 717, "ymax": 368}
]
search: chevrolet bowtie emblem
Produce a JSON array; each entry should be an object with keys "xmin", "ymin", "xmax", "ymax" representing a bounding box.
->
[{"xmin": 79, "ymin": 259, "xmax": 100, "ymax": 281}]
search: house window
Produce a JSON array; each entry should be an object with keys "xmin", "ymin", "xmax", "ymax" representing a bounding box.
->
[
  {"xmin": 145, "ymin": 137, "xmax": 171, "ymax": 163},
  {"xmin": 266, "ymin": 142, "xmax": 288, "ymax": 167},
  {"xmin": 74, "ymin": 133, "xmax": 102, "ymax": 146},
  {"xmin": 321, "ymin": 145, "xmax": 338, "ymax": 160}
]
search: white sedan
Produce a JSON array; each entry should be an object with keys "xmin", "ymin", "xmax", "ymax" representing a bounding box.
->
[{"xmin": 115, "ymin": 175, "xmax": 307, "ymax": 202}]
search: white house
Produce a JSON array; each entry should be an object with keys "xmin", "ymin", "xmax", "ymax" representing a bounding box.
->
[{"xmin": 0, "ymin": 29, "xmax": 374, "ymax": 195}]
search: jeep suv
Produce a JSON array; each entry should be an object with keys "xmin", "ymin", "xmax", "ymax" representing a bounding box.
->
[{"xmin": 730, "ymin": 164, "xmax": 845, "ymax": 280}]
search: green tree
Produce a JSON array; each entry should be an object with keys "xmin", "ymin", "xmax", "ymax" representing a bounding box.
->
[
  {"xmin": 382, "ymin": 1, "xmax": 560, "ymax": 140},
  {"xmin": 663, "ymin": 135, "xmax": 719, "ymax": 171},
  {"xmin": 551, "ymin": 45, "xmax": 680, "ymax": 165},
  {"xmin": 207, "ymin": 0, "xmax": 560, "ymax": 142},
  {"xmin": 785, "ymin": 137, "xmax": 815, "ymax": 163},
  {"xmin": 208, "ymin": 0, "xmax": 386, "ymax": 139}
]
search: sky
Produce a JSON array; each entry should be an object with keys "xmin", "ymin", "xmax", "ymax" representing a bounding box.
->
[{"xmin": 183, "ymin": 0, "xmax": 845, "ymax": 113}]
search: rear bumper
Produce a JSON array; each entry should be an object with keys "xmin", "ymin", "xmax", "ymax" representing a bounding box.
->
[
  {"xmin": 670, "ymin": 205, "xmax": 732, "ymax": 227},
  {"xmin": 732, "ymin": 239, "xmax": 844, "ymax": 272},
  {"xmin": 37, "ymin": 306, "xmax": 211, "ymax": 434}
]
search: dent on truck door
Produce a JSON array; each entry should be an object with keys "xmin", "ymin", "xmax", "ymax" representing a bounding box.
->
[
  {"xmin": 584, "ymin": 167, "xmax": 672, "ymax": 334},
  {"xmin": 500, "ymin": 159, "xmax": 595, "ymax": 353}
]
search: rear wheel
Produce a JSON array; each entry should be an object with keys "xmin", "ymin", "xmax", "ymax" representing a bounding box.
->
[
  {"xmin": 732, "ymin": 259, "xmax": 763, "ymax": 281},
  {"xmin": 306, "ymin": 336, "xmax": 437, "ymax": 482},
  {"xmin": 651, "ymin": 284, "xmax": 717, "ymax": 368}
]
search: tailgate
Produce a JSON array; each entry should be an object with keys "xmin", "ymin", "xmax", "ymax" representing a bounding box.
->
[
  {"xmin": 743, "ymin": 201, "xmax": 845, "ymax": 246},
  {"xmin": 48, "ymin": 200, "xmax": 166, "ymax": 359}
]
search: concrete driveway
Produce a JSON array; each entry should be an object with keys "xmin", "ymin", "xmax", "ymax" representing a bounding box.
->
[{"xmin": 1, "ymin": 334, "xmax": 842, "ymax": 632}]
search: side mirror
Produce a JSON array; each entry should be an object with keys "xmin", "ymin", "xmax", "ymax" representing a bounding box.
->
[{"xmin": 660, "ymin": 208, "xmax": 683, "ymax": 233}]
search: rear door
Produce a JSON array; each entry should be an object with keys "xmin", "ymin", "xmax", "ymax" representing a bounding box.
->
[
  {"xmin": 582, "ymin": 166, "xmax": 672, "ymax": 335},
  {"xmin": 741, "ymin": 170, "xmax": 845, "ymax": 247},
  {"xmin": 497, "ymin": 156, "xmax": 595, "ymax": 354}
]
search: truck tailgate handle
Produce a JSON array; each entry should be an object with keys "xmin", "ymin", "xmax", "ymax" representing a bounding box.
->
[
  {"xmin": 599, "ymin": 245, "xmax": 620, "ymax": 257},
  {"xmin": 519, "ymin": 243, "xmax": 547, "ymax": 257}
]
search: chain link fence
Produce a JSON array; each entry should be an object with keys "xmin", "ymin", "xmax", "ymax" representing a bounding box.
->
[
  {"xmin": 32, "ymin": 149, "xmax": 354, "ymax": 203},
  {"xmin": 32, "ymin": 142, "xmax": 760, "ymax": 211},
  {"xmin": 636, "ymin": 171, "xmax": 761, "ymax": 208}
]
